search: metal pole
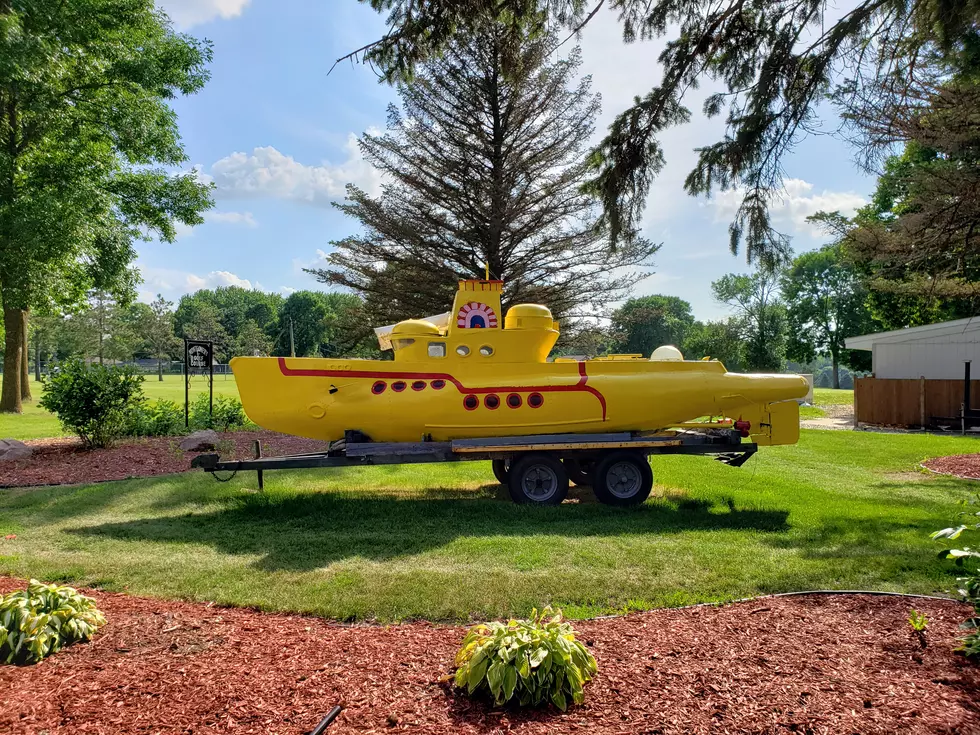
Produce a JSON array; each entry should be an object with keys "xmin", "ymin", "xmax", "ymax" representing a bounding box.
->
[
  {"xmin": 184, "ymin": 339, "xmax": 189, "ymax": 428},
  {"xmin": 253, "ymin": 439, "xmax": 264, "ymax": 491},
  {"xmin": 209, "ymin": 341, "xmax": 214, "ymax": 421},
  {"xmin": 289, "ymin": 316, "xmax": 296, "ymax": 358}
]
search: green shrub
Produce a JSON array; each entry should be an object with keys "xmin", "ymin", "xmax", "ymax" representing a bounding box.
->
[
  {"xmin": 453, "ymin": 607, "xmax": 597, "ymax": 710},
  {"xmin": 39, "ymin": 360, "xmax": 145, "ymax": 448},
  {"xmin": 0, "ymin": 580, "xmax": 106, "ymax": 664},
  {"xmin": 121, "ymin": 399, "xmax": 185, "ymax": 437},
  {"xmin": 932, "ymin": 495, "xmax": 980, "ymax": 658},
  {"xmin": 189, "ymin": 393, "xmax": 251, "ymax": 431}
]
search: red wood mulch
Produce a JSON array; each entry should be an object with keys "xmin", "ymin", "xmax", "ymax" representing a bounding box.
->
[
  {"xmin": 0, "ymin": 432, "xmax": 328, "ymax": 488},
  {"xmin": 923, "ymin": 454, "xmax": 980, "ymax": 481},
  {"xmin": 0, "ymin": 579, "xmax": 977, "ymax": 735}
]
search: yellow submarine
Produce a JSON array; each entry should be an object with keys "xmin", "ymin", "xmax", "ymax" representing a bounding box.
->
[{"xmin": 230, "ymin": 279, "xmax": 809, "ymax": 446}]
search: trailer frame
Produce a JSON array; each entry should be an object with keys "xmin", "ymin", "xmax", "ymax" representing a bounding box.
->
[{"xmin": 192, "ymin": 428, "xmax": 756, "ymax": 505}]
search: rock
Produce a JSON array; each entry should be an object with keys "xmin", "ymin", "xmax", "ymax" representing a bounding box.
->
[
  {"xmin": 0, "ymin": 439, "xmax": 33, "ymax": 462},
  {"xmin": 178, "ymin": 430, "xmax": 220, "ymax": 452}
]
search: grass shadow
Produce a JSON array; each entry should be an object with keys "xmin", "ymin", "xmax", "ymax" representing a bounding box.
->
[{"xmin": 69, "ymin": 486, "xmax": 791, "ymax": 572}]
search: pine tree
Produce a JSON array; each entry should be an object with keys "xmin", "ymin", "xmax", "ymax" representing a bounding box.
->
[
  {"xmin": 352, "ymin": 1, "xmax": 980, "ymax": 266},
  {"xmin": 312, "ymin": 21, "xmax": 657, "ymax": 326}
]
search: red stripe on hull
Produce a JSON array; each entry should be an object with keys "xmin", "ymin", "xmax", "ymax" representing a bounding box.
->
[{"xmin": 275, "ymin": 357, "xmax": 608, "ymax": 420}]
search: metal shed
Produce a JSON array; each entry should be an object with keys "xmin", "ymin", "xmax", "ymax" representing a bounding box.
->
[{"xmin": 845, "ymin": 318, "xmax": 980, "ymax": 427}]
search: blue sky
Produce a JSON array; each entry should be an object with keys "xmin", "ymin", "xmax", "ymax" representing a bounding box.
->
[{"xmin": 146, "ymin": 0, "xmax": 875, "ymax": 322}]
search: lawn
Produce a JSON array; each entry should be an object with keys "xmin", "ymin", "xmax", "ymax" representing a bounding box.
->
[
  {"xmin": 814, "ymin": 387, "xmax": 854, "ymax": 405},
  {"xmin": 0, "ymin": 429, "xmax": 975, "ymax": 621},
  {"xmin": 0, "ymin": 374, "xmax": 241, "ymax": 440}
]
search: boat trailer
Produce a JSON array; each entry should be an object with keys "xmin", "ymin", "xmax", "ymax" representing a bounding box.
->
[{"xmin": 192, "ymin": 428, "xmax": 757, "ymax": 506}]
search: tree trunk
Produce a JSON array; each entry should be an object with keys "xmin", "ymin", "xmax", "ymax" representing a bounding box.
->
[
  {"xmin": 34, "ymin": 333, "xmax": 40, "ymax": 382},
  {"xmin": 1, "ymin": 307, "xmax": 24, "ymax": 413},
  {"xmin": 831, "ymin": 351, "xmax": 840, "ymax": 390},
  {"xmin": 158, "ymin": 356, "xmax": 164, "ymax": 381},
  {"xmin": 20, "ymin": 309, "xmax": 30, "ymax": 400}
]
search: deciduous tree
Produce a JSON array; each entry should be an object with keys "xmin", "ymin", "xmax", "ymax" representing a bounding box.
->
[
  {"xmin": 780, "ymin": 244, "xmax": 872, "ymax": 389},
  {"xmin": 0, "ymin": 0, "xmax": 213, "ymax": 412},
  {"xmin": 712, "ymin": 270, "xmax": 787, "ymax": 372},
  {"xmin": 610, "ymin": 295, "xmax": 694, "ymax": 357}
]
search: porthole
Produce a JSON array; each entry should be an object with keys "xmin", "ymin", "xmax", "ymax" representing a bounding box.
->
[
  {"xmin": 507, "ymin": 393, "xmax": 522, "ymax": 408},
  {"xmin": 456, "ymin": 345, "xmax": 471, "ymax": 357},
  {"xmin": 372, "ymin": 381, "xmax": 387, "ymax": 394},
  {"xmin": 479, "ymin": 345, "xmax": 494, "ymax": 356},
  {"xmin": 463, "ymin": 395, "xmax": 479, "ymax": 410},
  {"xmin": 392, "ymin": 381, "xmax": 407, "ymax": 392},
  {"xmin": 484, "ymin": 394, "xmax": 500, "ymax": 410},
  {"xmin": 528, "ymin": 392, "xmax": 544, "ymax": 408},
  {"xmin": 431, "ymin": 379, "xmax": 446, "ymax": 390},
  {"xmin": 412, "ymin": 380, "xmax": 426, "ymax": 391}
]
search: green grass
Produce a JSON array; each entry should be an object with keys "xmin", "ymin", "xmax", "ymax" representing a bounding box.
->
[
  {"xmin": 799, "ymin": 405, "xmax": 827, "ymax": 419},
  {"xmin": 0, "ymin": 374, "xmax": 241, "ymax": 440},
  {"xmin": 814, "ymin": 387, "xmax": 853, "ymax": 406},
  {"xmin": 0, "ymin": 430, "xmax": 975, "ymax": 621}
]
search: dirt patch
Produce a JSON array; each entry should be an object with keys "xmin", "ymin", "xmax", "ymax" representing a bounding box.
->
[
  {"xmin": 922, "ymin": 454, "xmax": 980, "ymax": 481},
  {"xmin": 0, "ymin": 431, "xmax": 328, "ymax": 488},
  {"xmin": 0, "ymin": 578, "xmax": 976, "ymax": 734}
]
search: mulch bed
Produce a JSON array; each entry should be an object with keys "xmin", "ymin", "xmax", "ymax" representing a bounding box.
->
[
  {"xmin": 0, "ymin": 579, "xmax": 977, "ymax": 734},
  {"xmin": 0, "ymin": 432, "xmax": 328, "ymax": 488},
  {"xmin": 922, "ymin": 454, "xmax": 980, "ymax": 481}
]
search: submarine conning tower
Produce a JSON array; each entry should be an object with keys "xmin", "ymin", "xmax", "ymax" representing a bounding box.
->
[{"xmin": 388, "ymin": 279, "xmax": 560, "ymax": 364}]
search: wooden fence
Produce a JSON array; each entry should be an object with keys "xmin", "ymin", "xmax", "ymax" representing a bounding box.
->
[{"xmin": 854, "ymin": 377, "xmax": 978, "ymax": 427}]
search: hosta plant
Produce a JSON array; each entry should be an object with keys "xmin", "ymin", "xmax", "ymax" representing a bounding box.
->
[
  {"xmin": 0, "ymin": 580, "xmax": 106, "ymax": 664},
  {"xmin": 932, "ymin": 495, "xmax": 980, "ymax": 658},
  {"xmin": 453, "ymin": 607, "xmax": 597, "ymax": 710}
]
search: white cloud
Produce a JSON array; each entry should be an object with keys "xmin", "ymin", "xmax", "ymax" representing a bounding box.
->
[
  {"xmin": 157, "ymin": 0, "xmax": 250, "ymax": 28},
  {"xmin": 280, "ymin": 286, "xmax": 297, "ymax": 295},
  {"xmin": 707, "ymin": 178, "xmax": 866, "ymax": 237},
  {"xmin": 207, "ymin": 135, "xmax": 382, "ymax": 206},
  {"xmin": 205, "ymin": 210, "xmax": 258, "ymax": 228},
  {"xmin": 292, "ymin": 248, "xmax": 329, "ymax": 275},
  {"xmin": 141, "ymin": 264, "xmax": 257, "ymax": 295}
]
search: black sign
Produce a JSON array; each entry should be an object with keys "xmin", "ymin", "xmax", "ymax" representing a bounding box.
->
[
  {"xmin": 185, "ymin": 340, "xmax": 213, "ymax": 373},
  {"xmin": 184, "ymin": 339, "xmax": 214, "ymax": 427}
]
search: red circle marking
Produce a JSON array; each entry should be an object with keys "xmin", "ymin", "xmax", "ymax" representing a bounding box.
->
[
  {"xmin": 528, "ymin": 392, "xmax": 544, "ymax": 408},
  {"xmin": 484, "ymin": 394, "xmax": 500, "ymax": 410},
  {"xmin": 412, "ymin": 381, "xmax": 426, "ymax": 391},
  {"xmin": 431, "ymin": 379, "xmax": 446, "ymax": 390},
  {"xmin": 507, "ymin": 393, "xmax": 522, "ymax": 408},
  {"xmin": 463, "ymin": 395, "xmax": 479, "ymax": 410},
  {"xmin": 392, "ymin": 381, "xmax": 407, "ymax": 392},
  {"xmin": 372, "ymin": 381, "xmax": 387, "ymax": 394}
]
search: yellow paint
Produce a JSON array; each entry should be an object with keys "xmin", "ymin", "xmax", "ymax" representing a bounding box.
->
[{"xmin": 231, "ymin": 280, "xmax": 809, "ymax": 444}]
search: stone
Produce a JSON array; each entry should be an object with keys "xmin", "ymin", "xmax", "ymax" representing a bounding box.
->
[
  {"xmin": 0, "ymin": 438, "xmax": 33, "ymax": 462},
  {"xmin": 178, "ymin": 429, "xmax": 220, "ymax": 452}
]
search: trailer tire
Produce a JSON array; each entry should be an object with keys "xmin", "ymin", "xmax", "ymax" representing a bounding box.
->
[
  {"xmin": 592, "ymin": 451, "xmax": 653, "ymax": 507},
  {"xmin": 491, "ymin": 459, "xmax": 509, "ymax": 485},
  {"xmin": 508, "ymin": 453, "xmax": 568, "ymax": 506},
  {"xmin": 563, "ymin": 457, "xmax": 593, "ymax": 487}
]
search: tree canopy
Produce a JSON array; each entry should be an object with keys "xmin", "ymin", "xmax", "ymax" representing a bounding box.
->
[
  {"xmin": 712, "ymin": 270, "xmax": 787, "ymax": 372},
  {"xmin": 314, "ymin": 18, "xmax": 656, "ymax": 324},
  {"xmin": 610, "ymin": 295, "xmax": 694, "ymax": 357},
  {"xmin": 0, "ymin": 0, "xmax": 214, "ymax": 412},
  {"xmin": 350, "ymin": 0, "xmax": 980, "ymax": 267}
]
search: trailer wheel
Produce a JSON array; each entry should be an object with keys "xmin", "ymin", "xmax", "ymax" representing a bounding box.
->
[
  {"xmin": 563, "ymin": 457, "xmax": 593, "ymax": 487},
  {"xmin": 491, "ymin": 459, "xmax": 509, "ymax": 485},
  {"xmin": 592, "ymin": 451, "xmax": 653, "ymax": 507},
  {"xmin": 508, "ymin": 454, "xmax": 568, "ymax": 505}
]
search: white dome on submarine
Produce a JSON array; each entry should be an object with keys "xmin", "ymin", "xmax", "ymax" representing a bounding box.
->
[{"xmin": 651, "ymin": 345, "xmax": 684, "ymax": 361}]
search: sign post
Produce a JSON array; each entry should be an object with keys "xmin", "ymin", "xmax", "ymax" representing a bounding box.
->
[{"xmin": 184, "ymin": 339, "xmax": 214, "ymax": 428}]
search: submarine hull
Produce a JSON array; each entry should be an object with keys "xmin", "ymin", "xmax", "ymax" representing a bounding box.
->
[{"xmin": 231, "ymin": 356, "xmax": 808, "ymax": 445}]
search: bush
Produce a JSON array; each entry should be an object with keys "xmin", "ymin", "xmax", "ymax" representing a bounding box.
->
[
  {"xmin": 932, "ymin": 495, "xmax": 980, "ymax": 658},
  {"xmin": 453, "ymin": 607, "xmax": 597, "ymax": 710},
  {"xmin": 39, "ymin": 360, "xmax": 145, "ymax": 448},
  {"xmin": 0, "ymin": 580, "xmax": 106, "ymax": 664},
  {"xmin": 121, "ymin": 399, "xmax": 185, "ymax": 437},
  {"xmin": 189, "ymin": 393, "xmax": 251, "ymax": 431}
]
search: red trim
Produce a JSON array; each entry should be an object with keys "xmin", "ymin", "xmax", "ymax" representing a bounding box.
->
[
  {"xmin": 507, "ymin": 393, "xmax": 522, "ymax": 408},
  {"xmin": 277, "ymin": 357, "xmax": 607, "ymax": 419},
  {"xmin": 463, "ymin": 395, "xmax": 479, "ymax": 411},
  {"xmin": 528, "ymin": 392, "xmax": 544, "ymax": 408},
  {"xmin": 484, "ymin": 394, "xmax": 500, "ymax": 410}
]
